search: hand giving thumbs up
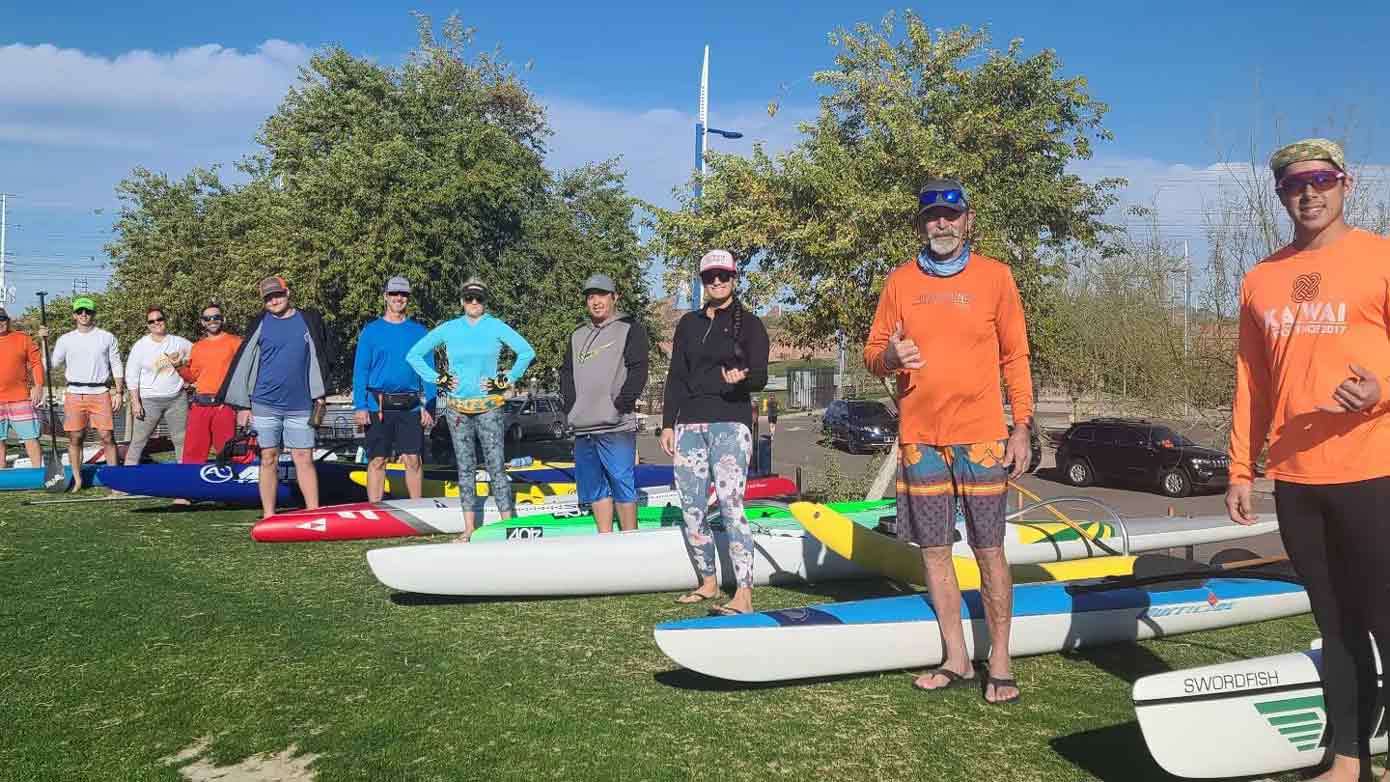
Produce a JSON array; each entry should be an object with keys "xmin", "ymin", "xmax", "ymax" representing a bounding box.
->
[{"xmin": 886, "ymin": 321, "xmax": 923, "ymax": 371}]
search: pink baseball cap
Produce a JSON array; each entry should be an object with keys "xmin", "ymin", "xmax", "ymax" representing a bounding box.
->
[{"xmin": 699, "ymin": 249, "xmax": 737, "ymax": 274}]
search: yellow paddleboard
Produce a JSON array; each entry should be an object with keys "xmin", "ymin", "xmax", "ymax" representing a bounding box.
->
[
  {"xmin": 789, "ymin": 501, "xmax": 1134, "ymax": 589},
  {"xmin": 348, "ymin": 463, "xmax": 576, "ymax": 504}
]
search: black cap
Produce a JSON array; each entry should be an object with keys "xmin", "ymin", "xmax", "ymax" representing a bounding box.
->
[{"xmin": 915, "ymin": 178, "xmax": 970, "ymax": 218}]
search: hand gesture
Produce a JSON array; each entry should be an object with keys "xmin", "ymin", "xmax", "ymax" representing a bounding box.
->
[
  {"xmin": 721, "ymin": 366, "xmax": 748, "ymax": 385},
  {"xmin": 660, "ymin": 427, "xmax": 676, "ymax": 456},
  {"xmin": 1315, "ymin": 363, "xmax": 1382, "ymax": 413},
  {"xmin": 1003, "ymin": 425, "xmax": 1032, "ymax": 479},
  {"xmin": 1226, "ymin": 483, "xmax": 1258, "ymax": 525},
  {"xmin": 886, "ymin": 322, "xmax": 923, "ymax": 371}
]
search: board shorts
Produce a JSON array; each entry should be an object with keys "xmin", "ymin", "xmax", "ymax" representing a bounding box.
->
[
  {"xmin": 896, "ymin": 440, "xmax": 1008, "ymax": 549},
  {"xmin": 63, "ymin": 392, "xmax": 114, "ymax": 433},
  {"xmin": 251, "ymin": 410, "xmax": 315, "ymax": 450},
  {"xmin": 573, "ymin": 430, "xmax": 638, "ymax": 504},
  {"xmin": 364, "ymin": 409, "xmax": 424, "ymax": 459},
  {"xmin": 0, "ymin": 399, "xmax": 40, "ymax": 440}
]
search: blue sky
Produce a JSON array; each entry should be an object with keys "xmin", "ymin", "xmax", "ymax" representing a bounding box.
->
[{"xmin": 3, "ymin": 1, "xmax": 1388, "ymax": 311}]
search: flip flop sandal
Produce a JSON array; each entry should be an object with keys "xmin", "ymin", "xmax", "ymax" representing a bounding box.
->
[
  {"xmin": 707, "ymin": 604, "xmax": 751, "ymax": 617},
  {"xmin": 912, "ymin": 667, "xmax": 974, "ymax": 692},
  {"xmin": 984, "ymin": 675, "xmax": 1021, "ymax": 705},
  {"xmin": 674, "ymin": 591, "xmax": 717, "ymax": 605}
]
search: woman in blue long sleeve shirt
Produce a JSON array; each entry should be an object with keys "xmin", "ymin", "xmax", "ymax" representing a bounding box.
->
[{"xmin": 407, "ymin": 278, "xmax": 535, "ymax": 540}]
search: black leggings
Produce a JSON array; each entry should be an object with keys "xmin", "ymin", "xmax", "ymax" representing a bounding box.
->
[{"xmin": 1275, "ymin": 478, "xmax": 1390, "ymax": 767}]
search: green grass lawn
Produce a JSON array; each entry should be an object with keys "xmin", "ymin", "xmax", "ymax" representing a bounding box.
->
[{"xmin": 0, "ymin": 491, "xmax": 1322, "ymax": 781}]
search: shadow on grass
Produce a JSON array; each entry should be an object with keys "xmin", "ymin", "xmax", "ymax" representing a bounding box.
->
[
  {"xmin": 779, "ymin": 577, "xmax": 914, "ymax": 603},
  {"xmin": 388, "ymin": 591, "xmax": 582, "ymax": 607},
  {"xmin": 1050, "ymin": 721, "xmax": 1183, "ymax": 781},
  {"xmin": 653, "ymin": 666, "xmax": 888, "ymax": 692},
  {"xmin": 1060, "ymin": 643, "xmax": 1173, "ymax": 685}
]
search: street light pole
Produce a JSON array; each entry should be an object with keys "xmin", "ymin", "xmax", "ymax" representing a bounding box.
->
[{"xmin": 689, "ymin": 45, "xmax": 744, "ymax": 311}]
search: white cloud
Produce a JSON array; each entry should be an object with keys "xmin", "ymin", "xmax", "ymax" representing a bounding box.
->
[{"xmin": 0, "ymin": 40, "xmax": 310, "ymax": 112}]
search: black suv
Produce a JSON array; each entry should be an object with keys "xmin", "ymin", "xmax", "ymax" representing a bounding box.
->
[
  {"xmin": 822, "ymin": 399, "xmax": 897, "ymax": 453},
  {"xmin": 1053, "ymin": 418, "xmax": 1229, "ymax": 497}
]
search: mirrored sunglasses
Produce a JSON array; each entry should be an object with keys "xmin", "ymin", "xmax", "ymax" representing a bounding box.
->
[
  {"xmin": 201, "ymin": 314, "xmax": 224, "ymax": 322},
  {"xmin": 918, "ymin": 188, "xmax": 964, "ymax": 207},
  {"xmin": 1277, "ymin": 170, "xmax": 1345, "ymax": 194}
]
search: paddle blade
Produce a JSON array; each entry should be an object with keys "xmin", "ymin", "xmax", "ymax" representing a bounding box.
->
[{"xmin": 42, "ymin": 457, "xmax": 69, "ymax": 493}]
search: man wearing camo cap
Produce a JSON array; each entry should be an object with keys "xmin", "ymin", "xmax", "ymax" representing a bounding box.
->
[{"xmin": 1227, "ymin": 137, "xmax": 1390, "ymax": 782}]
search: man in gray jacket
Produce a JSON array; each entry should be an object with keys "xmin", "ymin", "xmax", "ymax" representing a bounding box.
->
[{"xmin": 560, "ymin": 274, "xmax": 649, "ymax": 533}]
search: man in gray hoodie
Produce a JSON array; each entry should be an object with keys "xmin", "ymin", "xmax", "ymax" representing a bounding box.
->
[{"xmin": 560, "ymin": 274, "xmax": 649, "ymax": 532}]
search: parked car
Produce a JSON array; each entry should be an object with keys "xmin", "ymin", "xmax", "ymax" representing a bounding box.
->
[
  {"xmin": 1053, "ymin": 417, "xmax": 1229, "ymax": 497},
  {"xmin": 504, "ymin": 396, "xmax": 570, "ymax": 443},
  {"xmin": 821, "ymin": 399, "xmax": 896, "ymax": 453}
]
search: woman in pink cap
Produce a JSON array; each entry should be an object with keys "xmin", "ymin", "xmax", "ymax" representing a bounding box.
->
[{"xmin": 660, "ymin": 249, "xmax": 770, "ymax": 615}]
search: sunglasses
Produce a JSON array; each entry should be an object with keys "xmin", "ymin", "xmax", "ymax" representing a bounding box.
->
[
  {"xmin": 74, "ymin": 309, "xmax": 94, "ymax": 316},
  {"xmin": 918, "ymin": 189, "xmax": 965, "ymax": 207},
  {"xmin": 700, "ymin": 270, "xmax": 735, "ymax": 285},
  {"xmin": 387, "ymin": 291, "xmax": 410, "ymax": 298},
  {"xmin": 263, "ymin": 293, "xmax": 287, "ymax": 303},
  {"xmin": 462, "ymin": 294, "xmax": 486, "ymax": 304},
  {"xmin": 1277, "ymin": 170, "xmax": 1345, "ymax": 194},
  {"xmin": 0, "ymin": 317, "xmax": 10, "ymax": 323},
  {"xmin": 147, "ymin": 317, "xmax": 166, "ymax": 325},
  {"xmin": 201, "ymin": 314, "xmax": 223, "ymax": 322}
]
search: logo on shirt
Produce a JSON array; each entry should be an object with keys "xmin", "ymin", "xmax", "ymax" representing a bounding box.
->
[
  {"xmin": 911, "ymin": 292, "xmax": 971, "ymax": 307},
  {"xmin": 1263, "ymin": 299, "xmax": 1347, "ymax": 337},
  {"xmin": 577, "ymin": 340, "xmax": 615, "ymax": 364},
  {"xmin": 1291, "ymin": 273, "xmax": 1321, "ymax": 303}
]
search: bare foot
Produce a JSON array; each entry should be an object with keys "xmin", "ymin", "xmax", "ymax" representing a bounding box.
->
[
  {"xmin": 675, "ymin": 588, "xmax": 719, "ymax": 604},
  {"xmin": 454, "ymin": 532, "xmax": 473, "ymax": 543},
  {"xmin": 912, "ymin": 662, "xmax": 973, "ymax": 691}
]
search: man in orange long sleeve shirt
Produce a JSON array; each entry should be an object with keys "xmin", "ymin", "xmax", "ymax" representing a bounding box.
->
[
  {"xmin": 176, "ymin": 304, "xmax": 242, "ymax": 465},
  {"xmin": 1227, "ymin": 139, "xmax": 1390, "ymax": 782},
  {"xmin": 864, "ymin": 178, "xmax": 1034, "ymax": 705},
  {"xmin": 0, "ymin": 308, "xmax": 47, "ymax": 469}
]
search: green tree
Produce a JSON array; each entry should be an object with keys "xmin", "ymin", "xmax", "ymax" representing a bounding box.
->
[
  {"xmin": 100, "ymin": 15, "xmax": 650, "ymax": 391},
  {"xmin": 650, "ymin": 12, "xmax": 1121, "ymax": 360}
]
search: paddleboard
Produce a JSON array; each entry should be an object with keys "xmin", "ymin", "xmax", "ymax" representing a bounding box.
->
[
  {"xmin": 0, "ymin": 464, "xmax": 102, "ymax": 491},
  {"xmin": 364, "ymin": 521, "xmax": 1137, "ymax": 597},
  {"xmin": 96, "ymin": 459, "xmax": 369, "ymax": 504},
  {"xmin": 349, "ymin": 462, "xmax": 677, "ymax": 500},
  {"xmin": 252, "ymin": 486, "xmax": 683, "ymax": 542},
  {"xmin": 253, "ymin": 475, "xmax": 798, "ymax": 542},
  {"xmin": 653, "ymin": 563, "xmax": 1309, "ymax": 682},
  {"xmin": 1134, "ymin": 641, "xmax": 1386, "ymax": 778},
  {"xmin": 790, "ymin": 501, "xmax": 1280, "ymax": 582}
]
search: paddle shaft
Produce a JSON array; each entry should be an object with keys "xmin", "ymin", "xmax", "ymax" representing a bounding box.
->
[{"xmin": 36, "ymin": 292, "xmax": 63, "ymax": 471}]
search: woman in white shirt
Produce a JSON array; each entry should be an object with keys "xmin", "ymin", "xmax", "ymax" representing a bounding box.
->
[{"xmin": 124, "ymin": 306, "xmax": 193, "ymax": 464}]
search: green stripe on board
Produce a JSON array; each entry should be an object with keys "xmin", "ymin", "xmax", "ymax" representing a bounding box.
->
[
  {"xmin": 1268, "ymin": 712, "xmax": 1321, "ymax": 726},
  {"xmin": 1256, "ymin": 696, "xmax": 1324, "ymax": 714}
]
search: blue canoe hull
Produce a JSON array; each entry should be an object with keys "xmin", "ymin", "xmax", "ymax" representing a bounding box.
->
[
  {"xmin": 0, "ymin": 464, "xmax": 104, "ymax": 491},
  {"xmin": 95, "ymin": 461, "xmax": 367, "ymax": 505}
]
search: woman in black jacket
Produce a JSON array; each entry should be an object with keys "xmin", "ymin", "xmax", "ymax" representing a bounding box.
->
[{"xmin": 660, "ymin": 250, "xmax": 770, "ymax": 615}]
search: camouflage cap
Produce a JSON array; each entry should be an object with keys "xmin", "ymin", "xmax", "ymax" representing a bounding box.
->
[{"xmin": 1269, "ymin": 138, "xmax": 1346, "ymax": 176}]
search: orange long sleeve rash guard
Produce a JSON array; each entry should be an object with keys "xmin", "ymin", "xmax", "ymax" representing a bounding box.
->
[
  {"xmin": 1228, "ymin": 229, "xmax": 1390, "ymax": 485},
  {"xmin": 863, "ymin": 253, "xmax": 1035, "ymax": 445}
]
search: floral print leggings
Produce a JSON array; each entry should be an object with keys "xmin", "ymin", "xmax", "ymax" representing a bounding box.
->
[
  {"xmin": 674, "ymin": 422, "xmax": 754, "ymax": 587},
  {"xmin": 444, "ymin": 406, "xmax": 513, "ymax": 517}
]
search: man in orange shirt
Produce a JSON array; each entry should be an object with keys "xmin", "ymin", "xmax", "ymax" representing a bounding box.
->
[
  {"xmin": 865, "ymin": 178, "xmax": 1034, "ymax": 705},
  {"xmin": 0, "ymin": 308, "xmax": 47, "ymax": 469},
  {"xmin": 1227, "ymin": 138, "xmax": 1390, "ymax": 782},
  {"xmin": 176, "ymin": 303, "xmax": 243, "ymax": 464}
]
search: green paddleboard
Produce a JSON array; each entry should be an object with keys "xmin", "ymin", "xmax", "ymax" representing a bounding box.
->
[{"xmin": 471, "ymin": 499, "xmax": 897, "ymax": 542}]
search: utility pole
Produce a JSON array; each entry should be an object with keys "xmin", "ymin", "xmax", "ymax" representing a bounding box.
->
[
  {"xmin": 0, "ymin": 193, "xmax": 7, "ymax": 306},
  {"xmin": 1182, "ymin": 240, "xmax": 1191, "ymax": 355}
]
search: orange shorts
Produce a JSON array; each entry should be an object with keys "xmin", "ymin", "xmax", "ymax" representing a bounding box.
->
[{"xmin": 64, "ymin": 392, "xmax": 115, "ymax": 432}]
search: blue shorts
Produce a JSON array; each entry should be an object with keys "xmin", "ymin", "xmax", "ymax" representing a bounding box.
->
[
  {"xmin": 574, "ymin": 431, "xmax": 638, "ymax": 504},
  {"xmin": 252, "ymin": 412, "xmax": 316, "ymax": 451}
]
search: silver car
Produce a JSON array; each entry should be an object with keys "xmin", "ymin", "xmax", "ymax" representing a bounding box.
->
[{"xmin": 504, "ymin": 396, "xmax": 570, "ymax": 442}]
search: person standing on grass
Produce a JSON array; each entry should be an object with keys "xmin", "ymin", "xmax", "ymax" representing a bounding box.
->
[
  {"xmin": 863, "ymin": 178, "xmax": 1034, "ymax": 705},
  {"xmin": 766, "ymin": 395, "xmax": 779, "ymax": 437},
  {"xmin": 560, "ymin": 273, "xmax": 649, "ymax": 533},
  {"xmin": 661, "ymin": 250, "xmax": 770, "ymax": 616},
  {"xmin": 353, "ymin": 276, "xmax": 434, "ymax": 502},
  {"xmin": 123, "ymin": 306, "xmax": 193, "ymax": 465},
  {"xmin": 1227, "ymin": 138, "xmax": 1390, "ymax": 782},
  {"xmin": 407, "ymin": 277, "xmax": 534, "ymax": 542},
  {"xmin": 49, "ymin": 297, "xmax": 124, "ymax": 491},
  {"xmin": 218, "ymin": 276, "xmax": 335, "ymax": 519},
  {"xmin": 0, "ymin": 308, "xmax": 48, "ymax": 469},
  {"xmin": 177, "ymin": 303, "xmax": 243, "ymax": 464}
]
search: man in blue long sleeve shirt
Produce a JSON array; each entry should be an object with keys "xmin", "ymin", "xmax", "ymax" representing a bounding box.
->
[{"xmin": 353, "ymin": 277, "xmax": 435, "ymax": 501}]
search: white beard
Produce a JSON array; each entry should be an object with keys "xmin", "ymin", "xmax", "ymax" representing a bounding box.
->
[{"xmin": 929, "ymin": 236, "xmax": 961, "ymax": 256}]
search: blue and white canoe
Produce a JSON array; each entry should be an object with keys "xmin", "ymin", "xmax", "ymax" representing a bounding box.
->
[{"xmin": 654, "ymin": 565, "xmax": 1309, "ymax": 682}]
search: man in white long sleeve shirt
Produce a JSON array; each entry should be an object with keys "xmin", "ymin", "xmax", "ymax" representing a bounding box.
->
[
  {"xmin": 49, "ymin": 297, "xmax": 124, "ymax": 490},
  {"xmin": 124, "ymin": 306, "xmax": 192, "ymax": 465}
]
